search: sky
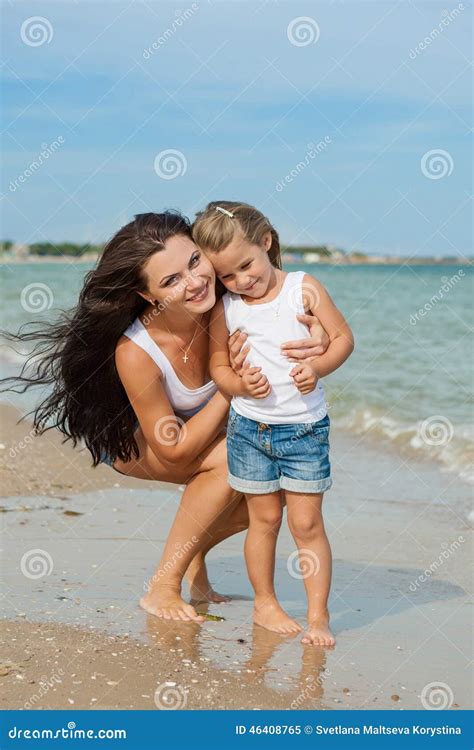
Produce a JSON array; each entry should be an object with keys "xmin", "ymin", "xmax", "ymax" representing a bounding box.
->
[{"xmin": 1, "ymin": 0, "xmax": 472, "ymax": 257}]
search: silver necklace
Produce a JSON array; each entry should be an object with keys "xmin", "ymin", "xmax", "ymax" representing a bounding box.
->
[
  {"xmin": 162, "ymin": 318, "xmax": 201, "ymax": 364},
  {"xmin": 273, "ymin": 270, "xmax": 285, "ymax": 318}
]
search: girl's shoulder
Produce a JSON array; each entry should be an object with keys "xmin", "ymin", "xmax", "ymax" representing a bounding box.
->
[
  {"xmin": 283, "ymin": 269, "xmax": 312, "ymax": 289},
  {"xmin": 299, "ymin": 270, "xmax": 323, "ymax": 287}
]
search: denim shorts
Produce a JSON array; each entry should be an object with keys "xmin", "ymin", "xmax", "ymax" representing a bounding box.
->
[
  {"xmin": 226, "ymin": 407, "xmax": 332, "ymax": 495},
  {"xmin": 100, "ymin": 452, "xmax": 115, "ymax": 468}
]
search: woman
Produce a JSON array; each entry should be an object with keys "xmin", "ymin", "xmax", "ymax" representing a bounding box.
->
[{"xmin": 2, "ymin": 212, "xmax": 329, "ymax": 623}]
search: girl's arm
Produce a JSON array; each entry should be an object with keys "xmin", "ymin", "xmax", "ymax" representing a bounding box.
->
[
  {"xmin": 209, "ymin": 300, "xmax": 270, "ymax": 399},
  {"xmin": 300, "ymin": 273, "xmax": 354, "ymax": 377},
  {"xmin": 115, "ymin": 338, "xmax": 230, "ymax": 468}
]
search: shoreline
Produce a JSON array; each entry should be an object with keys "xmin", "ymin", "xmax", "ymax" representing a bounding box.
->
[
  {"xmin": 1, "ymin": 257, "xmax": 472, "ymax": 266},
  {"xmin": 0, "ymin": 404, "xmax": 471, "ymax": 710},
  {"xmin": 0, "ymin": 256, "xmax": 474, "ymax": 267}
]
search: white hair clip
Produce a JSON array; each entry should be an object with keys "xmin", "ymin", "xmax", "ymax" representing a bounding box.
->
[{"xmin": 215, "ymin": 206, "xmax": 234, "ymax": 218}]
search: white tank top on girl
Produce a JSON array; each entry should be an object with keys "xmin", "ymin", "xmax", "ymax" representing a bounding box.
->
[
  {"xmin": 123, "ymin": 317, "xmax": 217, "ymax": 418},
  {"xmin": 222, "ymin": 271, "xmax": 327, "ymax": 425}
]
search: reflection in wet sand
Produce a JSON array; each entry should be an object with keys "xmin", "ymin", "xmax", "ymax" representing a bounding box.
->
[{"xmin": 143, "ymin": 604, "xmax": 332, "ymax": 709}]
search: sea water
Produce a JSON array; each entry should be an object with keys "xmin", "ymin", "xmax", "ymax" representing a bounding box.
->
[{"xmin": 1, "ymin": 261, "xmax": 472, "ymax": 485}]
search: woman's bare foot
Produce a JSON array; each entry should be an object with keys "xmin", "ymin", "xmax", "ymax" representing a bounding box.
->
[
  {"xmin": 140, "ymin": 586, "xmax": 204, "ymax": 623},
  {"xmin": 302, "ymin": 610, "xmax": 336, "ymax": 646},
  {"xmin": 185, "ymin": 555, "xmax": 230, "ymax": 604},
  {"xmin": 253, "ymin": 596, "xmax": 303, "ymax": 635},
  {"xmin": 189, "ymin": 582, "xmax": 231, "ymax": 604}
]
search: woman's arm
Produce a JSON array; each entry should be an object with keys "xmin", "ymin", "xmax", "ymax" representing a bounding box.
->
[
  {"xmin": 227, "ymin": 315, "xmax": 330, "ymax": 375},
  {"xmin": 115, "ymin": 338, "xmax": 230, "ymax": 468},
  {"xmin": 281, "ymin": 314, "xmax": 330, "ymax": 362}
]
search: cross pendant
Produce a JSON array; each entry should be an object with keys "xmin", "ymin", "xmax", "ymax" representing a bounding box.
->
[{"xmin": 183, "ymin": 353, "xmax": 188, "ymax": 363}]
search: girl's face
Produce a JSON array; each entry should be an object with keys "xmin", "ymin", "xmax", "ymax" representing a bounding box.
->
[
  {"xmin": 140, "ymin": 235, "xmax": 216, "ymax": 313},
  {"xmin": 207, "ymin": 230, "xmax": 274, "ymax": 298}
]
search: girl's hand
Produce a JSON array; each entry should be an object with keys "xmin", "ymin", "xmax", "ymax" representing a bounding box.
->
[
  {"xmin": 290, "ymin": 363, "xmax": 318, "ymax": 395},
  {"xmin": 241, "ymin": 367, "xmax": 271, "ymax": 399},
  {"xmin": 228, "ymin": 330, "xmax": 250, "ymax": 376},
  {"xmin": 281, "ymin": 314, "xmax": 329, "ymax": 362}
]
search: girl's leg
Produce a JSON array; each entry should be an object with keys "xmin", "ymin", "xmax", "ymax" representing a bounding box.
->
[
  {"xmin": 245, "ymin": 492, "xmax": 302, "ymax": 635},
  {"xmin": 115, "ymin": 432, "xmax": 247, "ymax": 622},
  {"xmin": 285, "ymin": 491, "xmax": 335, "ymax": 646}
]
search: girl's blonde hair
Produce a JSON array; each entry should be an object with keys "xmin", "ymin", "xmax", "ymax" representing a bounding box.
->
[{"xmin": 192, "ymin": 201, "xmax": 282, "ymax": 269}]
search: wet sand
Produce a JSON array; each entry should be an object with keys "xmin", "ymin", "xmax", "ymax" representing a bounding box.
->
[{"xmin": 0, "ymin": 405, "xmax": 472, "ymax": 710}]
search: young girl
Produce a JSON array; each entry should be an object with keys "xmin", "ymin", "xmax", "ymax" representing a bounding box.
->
[{"xmin": 192, "ymin": 201, "xmax": 354, "ymax": 647}]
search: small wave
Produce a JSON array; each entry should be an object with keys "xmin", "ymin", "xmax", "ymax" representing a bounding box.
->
[{"xmin": 333, "ymin": 407, "xmax": 474, "ymax": 484}]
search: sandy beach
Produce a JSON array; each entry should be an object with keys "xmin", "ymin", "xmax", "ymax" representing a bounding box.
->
[{"xmin": 0, "ymin": 404, "xmax": 471, "ymax": 711}]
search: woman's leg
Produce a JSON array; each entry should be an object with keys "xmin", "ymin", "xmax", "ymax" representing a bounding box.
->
[
  {"xmin": 115, "ymin": 430, "xmax": 247, "ymax": 621},
  {"xmin": 244, "ymin": 492, "xmax": 302, "ymax": 635},
  {"xmin": 185, "ymin": 496, "xmax": 249, "ymax": 603}
]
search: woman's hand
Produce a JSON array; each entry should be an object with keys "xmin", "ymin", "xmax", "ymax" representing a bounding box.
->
[
  {"xmin": 281, "ymin": 314, "xmax": 329, "ymax": 363},
  {"xmin": 228, "ymin": 330, "xmax": 251, "ymax": 375}
]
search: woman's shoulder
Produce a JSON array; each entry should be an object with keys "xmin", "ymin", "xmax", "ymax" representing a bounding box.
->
[{"xmin": 115, "ymin": 334, "xmax": 163, "ymax": 380}]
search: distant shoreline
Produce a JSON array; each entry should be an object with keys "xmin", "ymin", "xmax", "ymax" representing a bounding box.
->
[{"xmin": 1, "ymin": 255, "xmax": 472, "ymax": 266}]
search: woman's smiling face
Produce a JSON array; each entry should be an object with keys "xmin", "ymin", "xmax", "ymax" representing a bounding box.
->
[{"xmin": 140, "ymin": 234, "xmax": 216, "ymax": 313}]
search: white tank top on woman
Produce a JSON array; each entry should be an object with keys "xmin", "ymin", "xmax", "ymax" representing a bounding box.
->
[
  {"xmin": 123, "ymin": 317, "xmax": 217, "ymax": 418},
  {"xmin": 222, "ymin": 271, "xmax": 327, "ymax": 425}
]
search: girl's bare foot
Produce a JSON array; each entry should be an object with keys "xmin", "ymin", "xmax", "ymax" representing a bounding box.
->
[
  {"xmin": 253, "ymin": 596, "xmax": 303, "ymax": 635},
  {"xmin": 140, "ymin": 586, "xmax": 204, "ymax": 623},
  {"xmin": 302, "ymin": 610, "xmax": 336, "ymax": 646}
]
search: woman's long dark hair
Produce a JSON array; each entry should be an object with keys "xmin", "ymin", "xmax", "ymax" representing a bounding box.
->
[{"xmin": 0, "ymin": 211, "xmax": 193, "ymax": 465}]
